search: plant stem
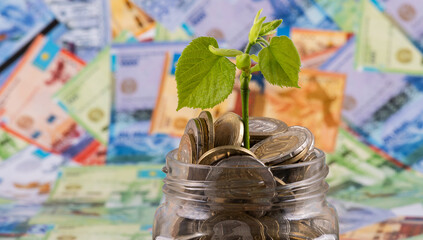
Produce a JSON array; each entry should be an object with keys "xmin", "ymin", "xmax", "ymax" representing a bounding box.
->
[{"xmin": 240, "ymin": 71, "xmax": 251, "ymax": 149}]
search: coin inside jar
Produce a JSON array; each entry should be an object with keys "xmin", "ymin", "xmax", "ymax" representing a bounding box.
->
[
  {"xmin": 213, "ymin": 112, "xmax": 244, "ymax": 147},
  {"xmin": 178, "ymin": 133, "xmax": 197, "ymax": 164},
  {"xmin": 289, "ymin": 125, "xmax": 314, "ymax": 152},
  {"xmin": 197, "ymin": 146, "xmax": 257, "ymax": 166},
  {"xmin": 249, "ymin": 117, "xmax": 288, "ymax": 143},
  {"xmin": 198, "ymin": 111, "xmax": 214, "ymax": 151},
  {"xmin": 251, "ymin": 128, "xmax": 310, "ymax": 166},
  {"xmin": 184, "ymin": 118, "xmax": 206, "ymax": 161}
]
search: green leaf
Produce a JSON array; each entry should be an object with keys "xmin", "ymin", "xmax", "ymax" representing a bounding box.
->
[
  {"xmin": 176, "ymin": 37, "xmax": 236, "ymax": 110},
  {"xmin": 250, "ymin": 54, "xmax": 259, "ymax": 62},
  {"xmin": 208, "ymin": 45, "xmax": 243, "ymax": 57},
  {"xmin": 248, "ymin": 16, "xmax": 266, "ymax": 44},
  {"xmin": 251, "ymin": 64, "xmax": 260, "ymax": 72},
  {"xmin": 236, "ymin": 53, "xmax": 251, "ymax": 71},
  {"xmin": 259, "ymin": 19, "xmax": 283, "ymax": 36},
  {"xmin": 258, "ymin": 36, "xmax": 301, "ymax": 88}
]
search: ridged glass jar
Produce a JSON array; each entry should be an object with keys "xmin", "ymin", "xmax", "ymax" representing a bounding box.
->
[{"xmin": 153, "ymin": 148, "xmax": 339, "ymax": 240}]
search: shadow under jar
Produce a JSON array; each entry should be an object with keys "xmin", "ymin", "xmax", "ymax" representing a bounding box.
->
[{"xmin": 153, "ymin": 148, "xmax": 339, "ymax": 240}]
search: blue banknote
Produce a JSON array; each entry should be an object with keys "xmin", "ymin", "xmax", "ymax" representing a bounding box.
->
[
  {"xmin": 328, "ymin": 198, "xmax": 395, "ymax": 234},
  {"xmin": 0, "ymin": 203, "xmax": 43, "ymax": 236},
  {"xmin": 0, "ymin": 0, "xmax": 57, "ymax": 68},
  {"xmin": 107, "ymin": 42, "xmax": 188, "ymax": 164},
  {"xmin": 321, "ymin": 38, "xmax": 423, "ymax": 172},
  {"xmin": 44, "ymin": 0, "xmax": 112, "ymax": 61}
]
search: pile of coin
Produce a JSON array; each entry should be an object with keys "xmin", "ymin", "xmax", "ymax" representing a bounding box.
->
[{"xmin": 167, "ymin": 111, "xmax": 334, "ymax": 239}]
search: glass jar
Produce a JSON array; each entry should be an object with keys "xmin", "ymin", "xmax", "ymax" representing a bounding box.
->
[{"xmin": 153, "ymin": 148, "xmax": 339, "ymax": 240}]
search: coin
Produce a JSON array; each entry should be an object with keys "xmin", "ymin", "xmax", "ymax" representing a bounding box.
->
[
  {"xmin": 260, "ymin": 212, "xmax": 290, "ymax": 239},
  {"xmin": 178, "ymin": 133, "xmax": 197, "ymax": 164},
  {"xmin": 198, "ymin": 146, "xmax": 257, "ymax": 166},
  {"xmin": 213, "ymin": 112, "xmax": 244, "ymax": 147},
  {"xmin": 249, "ymin": 117, "xmax": 288, "ymax": 143},
  {"xmin": 200, "ymin": 213, "xmax": 265, "ymax": 239},
  {"xmin": 198, "ymin": 111, "xmax": 214, "ymax": 151},
  {"xmin": 251, "ymin": 128, "xmax": 310, "ymax": 166},
  {"xmin": 289, "ymin": 126, "xmax": 314, "ymax": 152},
  {"xmin": 289, "ymin": 220, "xmax": 323, "ymax": 239},
  {"xmin": 184, "ymin": 118, "xmax": 206, "ymax": 161}
]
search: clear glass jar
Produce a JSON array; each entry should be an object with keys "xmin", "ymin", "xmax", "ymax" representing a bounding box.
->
[{"xmin": 153, "ymin": 148, "xmax": 339, "ymax": 240}]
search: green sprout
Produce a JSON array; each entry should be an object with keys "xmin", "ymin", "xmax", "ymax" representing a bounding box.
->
[{"xmin": 175, "ymin": 9, "xmax": 301, "ymax": 149}]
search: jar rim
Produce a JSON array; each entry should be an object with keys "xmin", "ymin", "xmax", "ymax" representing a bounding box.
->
[{"xmin": 166, "ymin": 148, "xmax": 325, "ymax": 170}]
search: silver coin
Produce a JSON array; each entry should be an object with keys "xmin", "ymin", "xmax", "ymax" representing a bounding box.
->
[
  {"xmin": 213, "ymin": 112, "xmax": 244, "ymax": 147},
  {"xmin": 178, "ymin": 133, "xmax": 197, "ymax": 164},
  {"xmin": 198, "ymin": 146, "xmax": 256, "ymax": 166},
  {"xmin": 251, "ymin": 128, "xmax": 310, "ymax": 165}
]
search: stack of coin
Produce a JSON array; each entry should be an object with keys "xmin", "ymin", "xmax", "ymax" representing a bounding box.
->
[{"xmin": 173, "ymin": 111, "xmax": 331, "ymax": 239}]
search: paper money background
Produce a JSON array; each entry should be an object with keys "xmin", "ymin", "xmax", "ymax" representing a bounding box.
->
[{"xmin": 0, "ymin": 0, "xmax": 423, "ymax": 239}]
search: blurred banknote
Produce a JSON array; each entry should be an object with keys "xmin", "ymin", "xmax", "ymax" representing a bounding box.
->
[
  {"xmin": 154, "ymin": 23, "xmax": 192, "ymax": 42},
  {"xmin": 107, "ymin": 42, "xmax": 187, "ymax": 164},
  {"xmin": 322, "ymin": 38, "xmax": 423, "ymax": 171},
  {"xmin": 0, "ymin": 128, "xmax": 27, "ymax": 162},
  {"xmin": 378, "ymin": 0, "xmax": 423, "ymax": 53},
  {"xmin": 328, "ymin": 198, "xmax": 395, "ymax": 234},
  {"xmin": 290, "ymin": 28, "xmax": 351, "ymax": 68},
  {"xmin": 0, "ymin": 35, "xmax": 85, "ymax": 152},
  {"xmin": 327, "ymin": 128, "xmax": 403, "ymax": 193},
  {"xmin": 48, "ymin": 165, "xmax": 165, "ymax": 204},
  {"xmin": 355, "ymin": 0, "xmax": 423, "ymax": 75},
  {"xmin": 110, "ymin": 0, "xmax": 155, "ymax": 40},
  {"xmin": 313, "ymin": 0, "xmax": 361, "ymax": 32},
  {"xmin": 0, "ymin": 203, "xmax": 43, "ymax": 237},
  {"xmin": 0, "ymin": 0, "xmax": 58, "ymax": 68},
  {"xmin": 54, "ymin": 32, "xmax": 137, "ymax": 146},
  {"xmin": 341, "ymin": 216, "xmax": 423, "ymax": 240},
  {"xmin": 150, "ymin": 52, "xmax": 237, "ymax": 137},
  {"xmin": 0, "ymin": 146, "xmax": 66, "ymax": 203},
  {"xmin": 132, "ymin": 0, "xmax": 206, "ymax": 31},
  {"xmin": 45, "ymin": 224, "xmax": 151, "ymax": 240},
  {"xmin": 253, "ymin": 69, "xmax": 346, "ymax": 152},
  {"xmin": 44, "ymin": 0, "xmax": 112, "ymax": 61}
]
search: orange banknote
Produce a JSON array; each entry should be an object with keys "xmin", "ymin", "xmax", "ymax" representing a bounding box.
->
[
  {"xmin": 291, "ymin": 28, "xmax": 351, "ymax": 68},
  {"xmin": 252, "ymin": 69, "xmax": 346, "ymax": 152},
  {"xmin": 341, "ymin": 216, "xmax": 423, "ymax": 240},
  {"xmin": 0, "ymin": 35, "xmax": 85, "ymax": 153},
  {"xmin": 150, "ymin": 52, "xmax": 237, "ymax": 137}
]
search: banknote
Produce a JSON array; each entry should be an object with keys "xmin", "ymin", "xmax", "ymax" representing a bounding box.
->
[
  {"xmin": 107, "ymin": 42, "xmax": 188, "ymax": 164},
  {"xmin": 322, "ymin": 37, "xmax": 423, "ymax": 171},
  {"xmin": 327, "ymin": 128, "xmax": 403, "ymax": 193},
  {"xmin": 313, "ymin": 0, "xmax": 361, "ymax": 32},
  {"xmin": 341, "ymin": 216, "xmax": 423, "ymax": 240},
  {"xmin": 0, "ymin": 146, "xmax": 67, "ymax": 203},
  {"xmin": 154, "ymin": 23, "xmax": 192, "ymax": 42},
  {"xmin": 0, "ymin": 128, "xmax": 27, "ymax": 162},
  {"xmin": 0, "ymin": 35, "xmax": 86, "ymax": 153},
  {"xmin": 45, "ymin": 224, "xmax": 151, "ymax": 240},
  {"xmin": 150, "ymin": 52, "xmax": 237, "ymax": 137},
  {"xmin": 377, "ymin": 0, "xmax": 423, "ymax": 53},
  {"xmin": 290, "ymin": 28, "xmax": 351, "ymax": 68},
  {"xmin": 0, "ymin": 0, "xmax": 57, "ymax": 68},
  {"xmin": 44, "ymin": 0, "xmax": 112, "ymax": 62},
  {"xmin": 252, "ymin": 68, "xmax": 346, "ymax": 152},
  {"xmin": 110, "ymin": 0, "xmax": 155, "ymax": 39},
  {"xmin": 327, "ymin": 198, "xmax": 395, "ymax": 234},
  {"xmin": 0, "ymin": 203, "xmax": 43, "ymax": 237},
  {"xmin": 54, "ymin": 32, "xmax": 138, "ymax": 146},
  {"xmin": 355, "ymin": 0, "xmax": 423, "ymax": 75},
  {"xmin": 48, "ymin": 165, "xmax": 165, "ymax": 204},
  {"xmin": 132, "ymin": 0, "xmax": 206, "ymax": 31}
]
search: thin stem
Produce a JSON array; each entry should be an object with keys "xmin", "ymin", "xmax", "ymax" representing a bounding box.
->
[
  {"xmin": 245, "ymin": 42, "xmax": 253, "ymax": 54},
  {"xmin": 240, "ymin": 71, "xmax": 251, "ymax": 149}
]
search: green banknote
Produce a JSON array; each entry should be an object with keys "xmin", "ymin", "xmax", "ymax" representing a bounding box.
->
[
  {"xmin": 355, "ymin": 0, "xmax": 423, "ymax": 74},
  {"xmin": 44, "ymin": 224, "xmax": 151, "ymax": 240},
  {"xmin": 327, "ymin": 128, "xmax": 423, "ymax": 209},
  {"xmin": 314, "ymin": 0, "xmax": 360, "ymax": 32},
  {"xmin": 48, "ymin": 165, "xmax": 165, "ymax": 204},
  {"xmin": 0, "ymin": 128, "xmax": 27, "ymax": 162},
  {"xmin": 154, "ymin": 23, "xmax": 192, "ymax": 42},
  {"xmin": 54, "ymin": 31, "xmax": 137, "ymax": 145}
]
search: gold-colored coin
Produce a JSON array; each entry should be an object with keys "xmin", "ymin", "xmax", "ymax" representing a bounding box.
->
[
  {"xmin": 214, "ymin": 112, "xmax": 244, "ymax": 147},
  {"xmin": 184, "ymin": 118, "xmax": 206, "ymax": 161},
  {"xmin": 251, "ymin": 128, "xmax": 310, "ymax": 166},
  {"xmin": 177, "ymin": 133, "xmax": 196, "ymax": 164},
  {"xmin": 198, "ymin": 111, "xmax": 214, "ymax": 151},
  {"xmin": 198, "ymin": 146, "xmax": 257, "ymax": 166}
]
